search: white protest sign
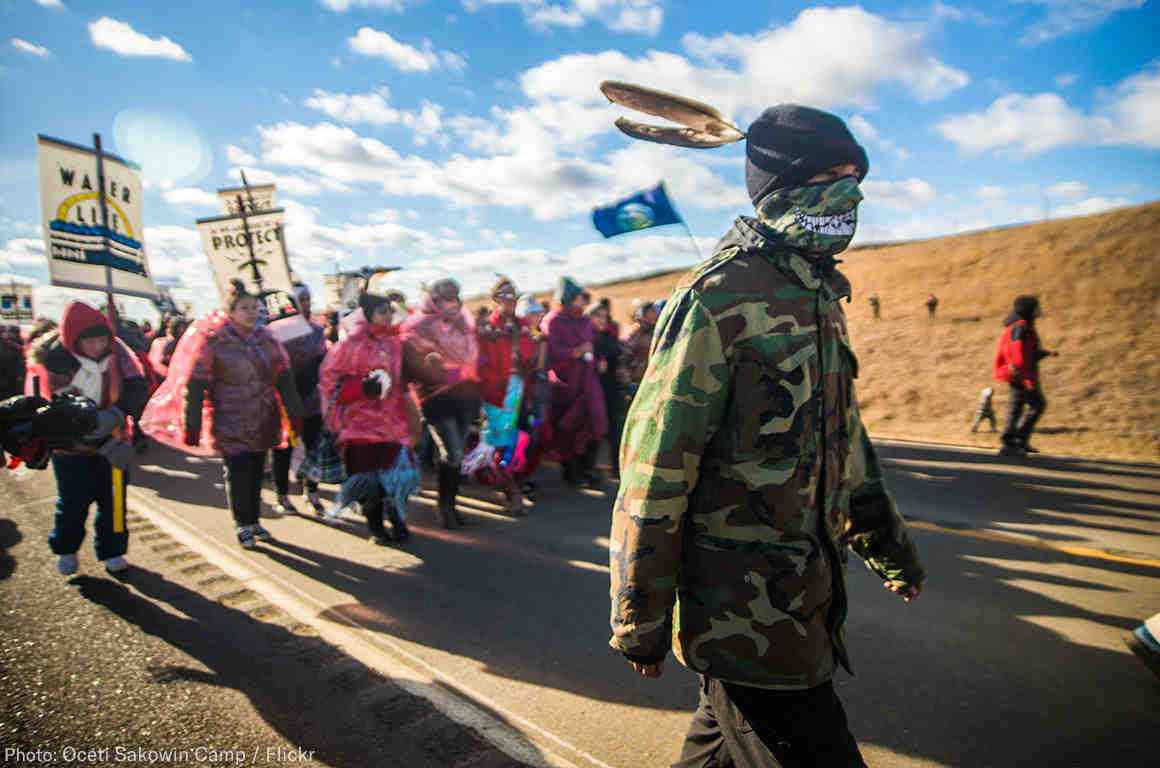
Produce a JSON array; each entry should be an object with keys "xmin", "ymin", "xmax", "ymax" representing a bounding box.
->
[
  {"xmin": 36, "ymin": 134, "xmax": 158, "ymax": 299},
  {"xmin": 217, "ymin": 183, "xmax": 276, "ymax": 216},
  {"xmin": 196, "ymin": 209, "xmax": 294, "ymax": 305}
]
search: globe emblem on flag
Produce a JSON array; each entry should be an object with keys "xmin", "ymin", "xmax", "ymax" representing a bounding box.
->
[{"xmin": 616, "ymin": 202, "xmax": 656, "ymax": 232}]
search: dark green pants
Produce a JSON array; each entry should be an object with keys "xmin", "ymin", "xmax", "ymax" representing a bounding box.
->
[{"xmin": 674, "ymin": 677, "xmax": 866, "ymax": 768}]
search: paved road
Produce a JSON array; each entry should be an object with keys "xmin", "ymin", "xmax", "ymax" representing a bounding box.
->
[
  {"xmin": 44, "ymin": 441, "xmax": 1160, "ymax": 766},
  {"xmin": 0, "ymin": 466, "xmax": 541, "ymax": 768}
]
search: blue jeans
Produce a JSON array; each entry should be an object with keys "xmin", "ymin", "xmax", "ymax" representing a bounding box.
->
[{"xmin": 50, "ymin": 453, "xmax": 129, "ymax": 561}]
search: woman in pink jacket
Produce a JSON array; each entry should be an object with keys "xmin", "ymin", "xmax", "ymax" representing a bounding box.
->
[{"xmin": 318, "ymin": 287, "xmax": 443, "ymax": 544}]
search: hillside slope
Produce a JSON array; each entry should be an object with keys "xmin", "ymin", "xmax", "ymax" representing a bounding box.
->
[{"xmin": 541, "ymin": 201, "xmax": 1160, "ymax": 462}]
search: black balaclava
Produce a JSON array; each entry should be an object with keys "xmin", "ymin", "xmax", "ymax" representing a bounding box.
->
[{"xmin": 745, "ymin": 104, "xmax": 869, "ymax": 206}]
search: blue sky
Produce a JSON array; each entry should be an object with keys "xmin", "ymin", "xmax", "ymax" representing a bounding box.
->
[{"xmin": 2, "ymin": 0, "xmax": 1158, "ymax": 319}]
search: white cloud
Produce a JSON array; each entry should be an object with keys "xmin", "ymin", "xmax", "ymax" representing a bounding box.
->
[
  {"xmin": 937, "ymin": 93, "xmax": 1093, "ymax": 154},
  {"xmin": 1018, "ymin": 0, "xmax": 1146, "ymax": 46},
  {"xmin": 1052, "ymin": 195, "xmax": 1131, "ymax": 217},
  {"xmin": 321, "ymin": 0, "xmax": 408, "ymax": 10},
  {"xmin": 347, "ymin": 27, "xmax": 464, "ymax": 73},
  {"xmin": 162, "ymin": 187, "xmax": 219, "ymax": 210},
  {"xmin": 848, "ymin": 115, "xmax": 911, "ymax": 160},
  {"xmin": 975, "ymin": 185, "xmax": 1006, "ymax": 201},
  {"xmin": 1100, "ymin": 61, "xmax": 1160, "ymax": 149},
  {"xmin": 35, "ymin": 0, "xmax": 65, "ymax": 8},
  {"xmin": 88, "ymin": 17, "xmax": 192, "ymax": 62},
  {"xmin": 225, "ymin": 166, "xmax": 348, "ymax": 198},
  {"xmin": 306, "ymin": 87, "xmax": 401, "ymax": 125},
  {"xmin": 862, "ymin": 178, "xmax": 938, "ymax": 210},
  {"xmin": 930, "ymin": 1, "xmax": 992, "ymax": 24},
  {"xmin": 1046, "ymin": 181, "xmax": 1088, "ymax": 198},
  {"xmin": 225, "ymin": 144, "xmax": 257, "ymax": 165},
  {"xmin": 1055, "ymin": 73, "xmax": 1078, "ymax": 88},
  {"xmin": 463, "ymin": 0, "xmax": 663, "ymax": 35},
  {"xmin": 938, "ymin": 62, "xmax": 1160, "ymax": 154},
  {"xmin": 0, "ymin": 238, "xmax": 45, "ymax": 270},
  {"xmin": 521, "ymin": 6, "xmax": 967, "ymax": 121},
  {"xmin": 253, "ymin": 119, "xmax": 740, "ymax": 221},
  {"xmin": 241, "ymin": 7, "xmax": 966, "ymax": 226},
  {"xmin": 304, "ymin": 88, "xmax": 445, "ymax": 145},
  {"xmin": 11, "ymin": 38, "xmax": 50, "ymax": 57}
]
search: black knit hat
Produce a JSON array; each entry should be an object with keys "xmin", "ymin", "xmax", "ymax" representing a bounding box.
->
[
  {"xmin": 745, "ymin": 104, "xmax": 869, "ymax": 205},
  {"xmin": 1013, "ymin": 295, "xmax": 1039, "ymax": 321}
]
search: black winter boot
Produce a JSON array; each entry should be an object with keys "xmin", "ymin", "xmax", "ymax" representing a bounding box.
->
[
  {"xmin": 447, "ymin": 468, "xmax": 465, "ymax": 527},
  {"xmin": 363, "ymin": 490, "xmax": 391, "ymax": 544},
  {"xmin": 436, "ymin": 465, "xmax": 459, "ymax": 530},
  {"xmin": 384, "ymin": 499, "xmax": 408, "ymax": 541}
]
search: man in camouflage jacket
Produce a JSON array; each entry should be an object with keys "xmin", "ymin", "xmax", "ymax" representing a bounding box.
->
[{"xmin": 609, "ymin": 105, "xmax": 925, "ymax": 767}]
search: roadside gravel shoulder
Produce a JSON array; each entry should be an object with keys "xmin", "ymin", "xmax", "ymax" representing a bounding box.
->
[{"xmin": 0, "ymin": 466, "xmax": 528, "ymax": 768}]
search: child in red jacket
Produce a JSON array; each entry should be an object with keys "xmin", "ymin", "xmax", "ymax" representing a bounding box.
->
[{"xmin": 26, "ymin": 302, "xmax": 147, "ymax": 575}]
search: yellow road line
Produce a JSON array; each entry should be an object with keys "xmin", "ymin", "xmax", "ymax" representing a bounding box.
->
[{"xmin": 907, "ymin": 520, "xmax": 1160, "ymax": 570}]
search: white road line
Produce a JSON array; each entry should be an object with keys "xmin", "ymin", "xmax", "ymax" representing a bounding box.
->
[{"xmin": 128, "ymin": 488, "xmax": 617, "ymax": 768}]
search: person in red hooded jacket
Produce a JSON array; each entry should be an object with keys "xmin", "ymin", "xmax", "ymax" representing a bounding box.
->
[
  {"xmin": 993, "ymin": 294, "xmax": 1057, "ymax": 456},
  {"xmin": 25, "ymin": 301, "xmax": 147, "ymax": 576},
  {"xmin": 318, "ymin": 287, "xmax": 444, "ymax": 544}
]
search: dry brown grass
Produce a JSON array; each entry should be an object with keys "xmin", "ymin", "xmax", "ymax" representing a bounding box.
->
[{"xmin": 470, "ymin": 201, "xmax": 1160, "ymax": 462}]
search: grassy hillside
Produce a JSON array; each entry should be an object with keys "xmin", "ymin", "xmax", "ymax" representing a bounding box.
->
[{"xmin": 473, "ymin": 201, "xmax": 1160, "ymax": 462}]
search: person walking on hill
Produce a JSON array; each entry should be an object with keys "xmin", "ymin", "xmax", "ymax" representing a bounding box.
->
[
  {"xmin": 993, "ymin": 294, "xmax": 1056, "ymax": 456},
  {"xmin": 926, "ymin": 293, "xmax": 938, "ymax": 319},
  {"xmin": 141, "ymin": 280, "xmax": 305, "ymax": 550},
  {"xmin": 970, "ymin": 386, "xmax": 997, "ymax": 433},
  {"xmin": 869, "ymin": 293, "xmax": 881, "ymax": 320},
  {"xmin": 26, "ymin": 301, "xmax": 148, "ymax": 575},
  {"xmin": 609, "ymin": 102, "xmax": 925, "ymax": 767}
]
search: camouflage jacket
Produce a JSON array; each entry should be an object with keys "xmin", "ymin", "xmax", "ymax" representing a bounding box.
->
[{"xmin": 609, "ymin": 217, "xmax": 925, "ymax": 690}]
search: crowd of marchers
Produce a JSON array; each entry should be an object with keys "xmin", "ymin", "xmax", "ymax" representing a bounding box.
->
[{"xmin": 0, "ymin": 271, "xmax": 670, "ymax": 566}]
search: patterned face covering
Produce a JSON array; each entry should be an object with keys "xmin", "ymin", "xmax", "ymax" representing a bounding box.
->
[{"xmin": 755, "ymin": 176, "xmax": 863, "ymax": 256}]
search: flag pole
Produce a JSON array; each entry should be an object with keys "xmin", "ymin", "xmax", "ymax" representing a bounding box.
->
[
  {"xmin": 660, "ymin": 181, "xmax": 700, "ymax": 264},
  {"xmin": 678, "ymin": 220, "xmax": 701, "ymax": 264},
  {"xmin": 93, "ymin": 133, "xmax": 118, "ymax": 329}
]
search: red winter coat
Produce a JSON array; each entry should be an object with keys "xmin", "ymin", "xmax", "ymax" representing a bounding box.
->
[
  {"xmin": 993, "ymin": 318, "xmax": 1043, "ymax": 390},
  {"xmin": 318, "ymin": 313, "xmax": 444, "ymax": 449},
  {"xmin": 477, "ymin": 310, "xmax": 537, "ymax": 408}
]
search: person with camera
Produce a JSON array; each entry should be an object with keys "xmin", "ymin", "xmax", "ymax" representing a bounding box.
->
[{"xmin": 25, "ymin": 301, "xmax": 147, "ymax": 575}]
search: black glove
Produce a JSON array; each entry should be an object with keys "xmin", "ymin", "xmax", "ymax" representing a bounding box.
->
[{"xmin": 361, "ymin": 375, "xmax": 382, "ymax": 398}]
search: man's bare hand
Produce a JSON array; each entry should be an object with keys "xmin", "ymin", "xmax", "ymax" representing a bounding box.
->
[
  {"xmin": 629, "ymin": 659, "xmax": 664, "ymax": 678},
  {"xmin": 884, "ymin": 581, "xmax": 921, "ymax": 603}
]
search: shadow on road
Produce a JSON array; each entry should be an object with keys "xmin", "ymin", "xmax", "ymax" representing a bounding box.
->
[
  {"xmin": 73, "ymin": 567, "xmax": 543, "ymax": 767},
  {"xmin": 878, "ymin": 443, "xmax": 1160, "ymax": 555},
  {"xmin": 127, "ymin": 440, "xmax": 1160, "ymax": 766}
]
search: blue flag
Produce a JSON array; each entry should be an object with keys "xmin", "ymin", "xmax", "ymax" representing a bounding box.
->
[{"xmin": 592, "ymin": 183, "xmax": 683, "ymax": 239}]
